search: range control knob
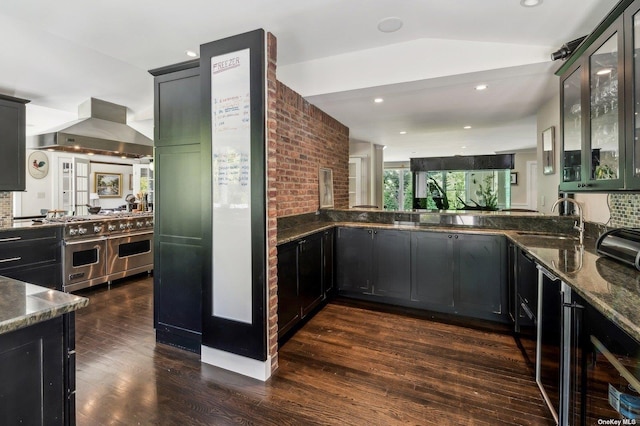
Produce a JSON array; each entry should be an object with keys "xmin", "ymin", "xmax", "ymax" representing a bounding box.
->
[
  {"xmin": 145, "ymin": 220, "xmax": 153, "ymax": 227},
  {"xmin": 78, "ymin": 227, "xmax": 88, "ymax": 235},
  {"xmin": 108, "ymin": 224, "xmax": 116, "ymax": 232},
  {"xmin": 136, "ymin": 221, "xmax": 144, "ymax": 228},
  {"xmin": 68, "ymin": 228, "xmax": 78, "ymax": 236},
  {"xmin": 94, "ymin": 225, "xmax": 103, "ymax": 233},
  {"xmin": 126, "ymin": 222, "xmax": 133, "ymax": 229},
  {"xmin": 119, "ymin": 223, "xmax": 127, "ymax": 230}
]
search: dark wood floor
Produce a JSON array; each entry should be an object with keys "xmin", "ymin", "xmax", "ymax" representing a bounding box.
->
[{"xmin": 74, "ymin": 275, "xmax": 554, "ymax": 425}]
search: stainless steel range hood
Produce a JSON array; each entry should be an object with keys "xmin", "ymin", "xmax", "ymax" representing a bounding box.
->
[{"xmin": 29, "ymin": 98, "xmax": 153, "ymax": 158}]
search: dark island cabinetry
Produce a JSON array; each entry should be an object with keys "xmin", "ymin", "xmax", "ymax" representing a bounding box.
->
[
  {"xmin": 411, "ymin": 231, "xmax": 454, "ymax": 309},
  {"xmin": 336, "ymin": 227, "xmax": 411, "ymax": 300},
  {"xmin": 0, "ymin": 227, "xmax": 62, "ymax": 291},
  {"xmin": 150, "ymin": 61, "xmax": 203, "ymax": 353},
  {"xmin": 0, "ymin": 278, "xmax": 86, "ymax": 426},
  {"xmin": 0, "ymin": 94, "xmax": 29, "ymax": 191},
  {"xmin": 277, "ymin": 230, "xmax": 334, "ymax": 340},
  {"xmin": 338, "ymin": 227, "xmax": 508, "ymax": 323},
  {"xmin": 454, "ymin": 233, "xmax": 507, "ymax": 321},
  {"xmin": 0, "ymin": 316, "xmax": 68, "ymax": 425}
]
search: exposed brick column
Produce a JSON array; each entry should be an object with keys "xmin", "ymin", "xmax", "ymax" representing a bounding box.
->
[{"xmin": 266, "ymin": 32, "xmax": 279, "ymax": 373}]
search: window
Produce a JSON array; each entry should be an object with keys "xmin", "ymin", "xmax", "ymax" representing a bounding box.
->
[{"xmin": 383, "ymin": 169, "xmax": 413, "ymax": 211}]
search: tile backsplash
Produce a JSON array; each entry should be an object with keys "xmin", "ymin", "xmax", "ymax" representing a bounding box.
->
[
  {"xmin": 609, "ymin": 193, "xmax": 640, "ymax": 228},
  {"xmin": 0, "ymin": 192, "xmax": 11, "ymax": 224}
]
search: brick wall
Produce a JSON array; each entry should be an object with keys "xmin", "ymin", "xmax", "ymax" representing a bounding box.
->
[
  {"xmin": 266, "ymin": 33, "xmax": 279, "ymax": 373},
  {"xmin": 275, "ymin": 82, "xmax": 349, "ymax": 216}
]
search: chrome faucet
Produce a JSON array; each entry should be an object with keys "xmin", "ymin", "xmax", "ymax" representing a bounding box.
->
[{"xmin": 551, "ymin": 197, "xmax": 584, "ymax": 246}]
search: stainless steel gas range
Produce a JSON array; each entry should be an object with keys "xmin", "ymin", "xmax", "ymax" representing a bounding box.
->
[{"xmin": 49, "ymin": 213, "xmax": 154, "ymax": 292}]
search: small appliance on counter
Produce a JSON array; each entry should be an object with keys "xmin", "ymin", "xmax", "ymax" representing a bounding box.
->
[{"xmin": 596, "ymin": 228, "xmax": 640, "ymax": 271}]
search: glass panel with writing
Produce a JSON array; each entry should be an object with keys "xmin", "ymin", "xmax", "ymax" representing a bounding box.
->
[
  {"xmin": 634, "ymin": 12, "xmax": 640, "ymax": 178},
  {"xmin": 589, "ymin": 33, "xmax": 619, "ymax": 181},
  {"xmin": 562, "ymin": 67, "xmax": 582, "ymax": 183}
]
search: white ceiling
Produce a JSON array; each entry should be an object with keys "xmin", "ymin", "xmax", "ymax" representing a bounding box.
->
[{"xmin": 0, "ymin": 0, "xmax": 620, "ymax": 162}]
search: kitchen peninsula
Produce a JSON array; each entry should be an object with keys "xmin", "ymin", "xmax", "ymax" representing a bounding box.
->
[
  {"xmin": 0, "ymin": 276, "xmax": 88, "ymax": 424},
  {"xmin": 278, "ymin": 208, "xmax": 640, "ymax": 423}
]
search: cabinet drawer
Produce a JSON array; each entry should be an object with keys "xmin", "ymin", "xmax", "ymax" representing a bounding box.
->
[
  {"xmin": 0, "ymin": 226, "xmax": 61, "ymax": 243},
  {"xmin": 0, "ymin": 230, "xmax": 60, "ymax": 268}
]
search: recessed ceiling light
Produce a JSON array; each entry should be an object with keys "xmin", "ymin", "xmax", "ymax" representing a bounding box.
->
[
  {"xmin": 463, "ymin": 126, "xmax": 472, "ymax": 130},
  {"xmin": 461, "ymin": 146, "xmax": 467, "ymax": 149},
  {"xmin": 399, "ymin": 131, "xmax": 407, "ymax": 135},
  {"xmin": 185, "ymin": 50, "xmax": 198, "ymax": 58},
  {"xmin": 374, "ymin": 98, "xmax": 384, "ymax": 103},
  {"xmin": 377, "ymin": 17, "xmax": 403, "ymax": 33},
  {"xmin": 520, "ymin": 0, "xmax": 542, "ymax": 7},
  {"xmin": 475, "ymin": 84, "xmax": 488, "ymax": 91},
  {"xmin": 87, "ymin": 152, "xmax": 94, "ymax": 156},
  {"xmin": 596, "ymin": 68, "xmax": 612, "ymax": 75}
]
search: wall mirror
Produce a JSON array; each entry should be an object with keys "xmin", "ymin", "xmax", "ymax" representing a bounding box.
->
[{"xmin": 542, "ymin": 126, "xmax": 555, "ymax": 175}]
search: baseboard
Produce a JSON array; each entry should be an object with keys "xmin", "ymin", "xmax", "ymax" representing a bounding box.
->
[{"xmin": 201, "ymin": 345, "xmax": 271, "ymax": 381}]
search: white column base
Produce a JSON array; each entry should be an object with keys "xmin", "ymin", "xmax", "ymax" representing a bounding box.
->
[{"xmin": 201, "ymin": 345, "xmax": 272, "ymax": 381}]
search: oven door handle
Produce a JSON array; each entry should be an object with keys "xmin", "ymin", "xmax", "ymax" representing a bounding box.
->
[
  {"xmin": 64, "ymin": 237, "xmax": 107, "ymax": 246},
  {"xmin": 108, "ymin": 231, "xmax": 153, "ymax": 239}
]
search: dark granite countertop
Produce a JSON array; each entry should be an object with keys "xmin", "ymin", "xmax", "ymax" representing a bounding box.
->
[
  {"xmin": 508, "ymin": 232, "xmax": 640, "ymax": 342},
  {"xmin": 0, "ymin": 277, "xmax": 89, "ymax": 335},
  {"xmin": 277, "ymin": 218, "xmax": 640, "ymax": 342},
  {"xmin": 0, "ymin": 219, "xmax": 63, "ymax": 231}
]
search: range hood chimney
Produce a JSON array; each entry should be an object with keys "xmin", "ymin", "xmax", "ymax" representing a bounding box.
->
[{"xmin": 29, "ymin": 98, "xmax": 153, "ymax": 158}]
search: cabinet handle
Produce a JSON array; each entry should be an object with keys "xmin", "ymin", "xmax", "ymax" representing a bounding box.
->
[
  {"xmin": 0, "ymin": 256, "xmax": 21, "ymax": 263},
  {"xmin": 0, "ymin": 236, "xmax": 21, "ymax": 242},
  {"xmin": 448, "ymin": 235, "xmax": 452, "ymax": 238},
  {"xmin": 454, "ymin": 235, "xmax": 459, "ymax": 239}
]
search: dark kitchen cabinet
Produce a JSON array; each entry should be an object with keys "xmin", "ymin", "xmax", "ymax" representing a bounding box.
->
[
  {"xmin": 322, "ymin": 228, "xmax": 334, "ymax": 298},
  {"xmin": 0, "ymin": 94, "xmax": 29, "ymax": 191},
  {"xmin": 411, "ymin": 231, "xmax": 454, "ymax": 309},
  {"xmin": 0, "ymin": 226, "xmax": 62, "ymax": 290},
  {"xmin": 277, "ymin": 230, "xmax": 332, "ymax": 340},
  {"xmin": 455, "ymin": 233, "xmax": 507, "ymax": 320},
  {"xmin": 150, "ymin": 61, "xmax": 203, "ymax": 353},
  {"xmin": 336, "ymin": 227, "xmax": 411, "ymax": 301},
  {"xmin": 277, "ymin": 242, "xmax": 299, "ymax": 338},
  {"xmin": 0, "ymin": 314, "xmax": 75, "ymax": 425},
  {"xmin": 411, "ymin": 231, "xmax": 507, "ymax": 322},
  {"xmin": 336, "ymin": 227, "xmax": 373, "ymax": 292}
]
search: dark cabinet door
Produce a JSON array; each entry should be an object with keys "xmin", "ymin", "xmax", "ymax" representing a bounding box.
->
[
  {"xmin": 152, "ymin": 64, "xmax": 203, "ymax": 353},
  {"xmin": 0, "ymin": 95, "xmax": 27, "ymax": 191},
  {"xmin": 299, "ymin": 232, "xmax": 323, "ymax": 318},
  {"xmin": 0, "ymin": 317, "xmax": 65, "ymax": 425},
  {"xmin": 322, "ymin": 228, "xmax": 334, "ymax": 298},
  {"xmin": 372, "ymin": 229, "xmax": 410, "ymax": 299},
  {"xmin": 336, "ymin": 227, "xmax": 373, "ymax": 292},
  {"xmin": 277, "ymin": 241, "xmax": 299, "ymax": 338},
  {"xmin": 411, "ymin": 231, "xmax": 454, "ymax": 308},
  {"xmin": 455, "ymin": 234, "xmax": 507, "ymax": 320}
]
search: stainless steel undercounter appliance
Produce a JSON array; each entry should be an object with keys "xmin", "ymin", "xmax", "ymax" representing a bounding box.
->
[{"xmin": 50, "ymin": 213, "xmax": 153, "ymax": 292}]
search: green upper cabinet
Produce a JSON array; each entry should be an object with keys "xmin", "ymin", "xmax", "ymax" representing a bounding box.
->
[
  {"xmin": 559, "ymin": 0, "xmax": 640, "ymax": 191},
  {"xmin": 560, "ymin": 17, "xmax": 625, "ymax": 191}
]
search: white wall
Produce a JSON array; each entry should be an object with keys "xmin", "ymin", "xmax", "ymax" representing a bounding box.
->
[
  {"xmin": 536, "ymin": 94, "xmax": 561, "ymax": 214},
  {"xmin": 349, "ymin": 140, "xmax": 384, "ymax": 208},
  {"xmin": 16, "ymin": 149, "xmax": 139, "ymax": 217},
  {"xmin": 511, "ymin": 150, "xmax": 537, "ymax": 208}
]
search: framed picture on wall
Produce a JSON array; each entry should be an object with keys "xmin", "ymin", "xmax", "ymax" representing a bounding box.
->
[
  {"xmin": 542, "ymin": 126, "xmax": 555, "ymax": 175},
  {"xmin": 319, "ymin": 167, "xmax": 334, "ymax": 208},
  {"xmin": 94, "ymin": 173, "xmax": 122, "ymax": 197},
  {"xmin": 511, "ymin": 172, "xmax": 518, "ymax": 185}
]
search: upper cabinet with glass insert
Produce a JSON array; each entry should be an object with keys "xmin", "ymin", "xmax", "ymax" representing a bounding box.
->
[
  {"xmin": 559, "ymin": 18, "xmax": 625, "ymax": 191},
  {"xmin": 558, "ymin": 0, "xmax": 640, "ymax": 191}
]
